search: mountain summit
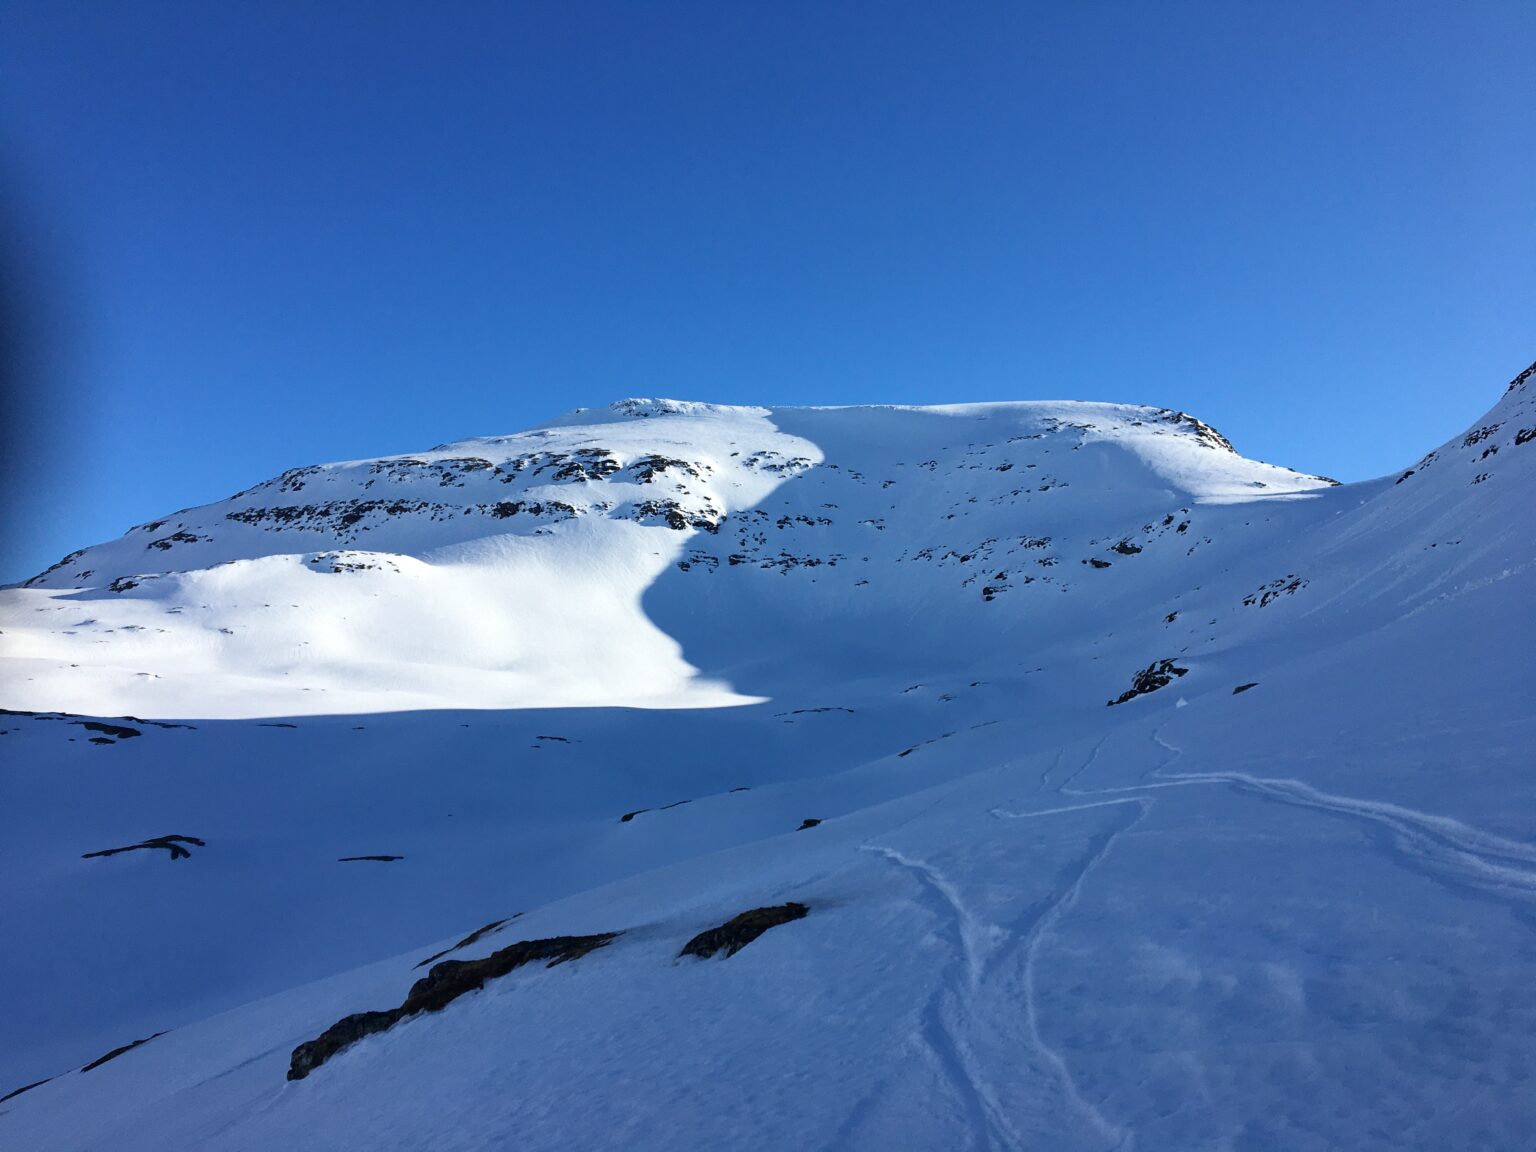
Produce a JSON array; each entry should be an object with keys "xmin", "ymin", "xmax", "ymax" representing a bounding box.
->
[{"xmin": 2, "ymin": 364, "xmax": 1534, "ymax": 1151}]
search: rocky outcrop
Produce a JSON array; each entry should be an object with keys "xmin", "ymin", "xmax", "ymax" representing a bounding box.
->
[
  {"xmin": 1108, "ymin": 659, "xmax": 1188, "ymax": 706},
  {"xmin": 82, "ymin": 834, "xmax": 205, "ymax": 862},
  {"xmin": 288, "ymin": 932, "xmax": 620, "ymax": 1081},
  {"xmin": 81, "ymin": 1031, "xmax": 166, "ymax": 1073},
  {"xmin": 412, "ymin": 917, "xmax": 519, "ymax": 970},
  {"xmin": 678, "ymin": 904, "xmax": 808, "ymax": 960},
  {"xmin": 1243, "ymin": 575, "xmax": 1307, "ymax": 608}
]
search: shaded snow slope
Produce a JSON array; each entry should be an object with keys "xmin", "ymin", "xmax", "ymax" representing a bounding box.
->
[{"xmin": 1, "ymin": 363, "xmax": 1534, "ymax": 1150}]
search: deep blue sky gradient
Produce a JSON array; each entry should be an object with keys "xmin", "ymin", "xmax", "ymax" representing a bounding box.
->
[{"xmin": 2, "ymin": 0, "xmax": 1532, "ymax": 580}]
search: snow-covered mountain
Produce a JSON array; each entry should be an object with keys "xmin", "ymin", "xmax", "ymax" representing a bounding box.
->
[
  {"xmin": 6, "ymin": 397, "xmax": 1333, "ymax": 717},
  {"xmin": 2, "ymin": 364, "xmax": 1533, "ymax": 1150}
]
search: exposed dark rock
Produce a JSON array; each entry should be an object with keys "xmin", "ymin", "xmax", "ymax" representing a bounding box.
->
[
  {"xmin": 122, "ymin": 716, "xmax": 196, "ymax": 730},
  {"xmin": 1108, "ymin": 659, "xmax": 1189, "ymax": 706},
  {"xmin": 1233, "ymin": 682, "xmax": 1260, "ymax": 695},
  {"xmin": 629, "ymin": 498, "xmax": 722, "ymax": 533},
  {"xmin": 24, "ymin": 549, "xmax": 86, "ymax": 587},
  {"xmin": 338, "ymin": 855, "xmax": 404, "ymax": 862},
  {"xmin": 413, "ymin": 916, "xmax": 519, "ymax": 969},
  {"xmin": 797, "ymin": 819, "xmax": 822, "ymax": 831},
  {"xmin": 1516, "ymin": 427, "xmax": 1535, "ymax": 447},
  {"xmin": 1111, "ymin": 540, "xmax": 1143, "ymax": 555},
  {"xmin": 619, "ymin": 801, "xmax": 689, "ymax": 822},
  {"xmin": 228, "ymin": 499, "xmax": 426, "ymax": 532},
  {"xmin": 147, "ymin": 530, "xmax": 207, "ymax": 551},
  {"xmin": 629, "ymin": 454, "xmax": 701, "ymax": 483},
  {"xmin": 77, "ymin": 721, "xmax": 141, "ymax": 741},
  {"xmin": 678, "ymin": 903, "xmax": 809, "ymax": 961},
  {"xmin": 81, "ymin": 1031, "xmax": 166, "ymax": 1072},
  {"xmin": 1087, "ymin": 558, "xmax": 1112, "ymax": 569},
  {"xmin": 307, "ymin": 551, "xmax": 400, "ymax": 575},
  {"xmin": 289, "ymin": 932, "xmax": 621, "ymax": 1080},
  {"xmin": 1150, "ymin": 408, "xmax": 1236, "ymax": 453},
  {"xmin": 0, "ymin": 1076, "xmax": 55, "ymax": 1104},
  {"xmin": 1243, "ymin": 575, "xmax": 1307, "ymax": 608},
  {"xmin": 257, "ymin": 722, "xmax": 298, "ymax": 728},
  {"xmin": 275, "ymin": 465, "xmax": 322, "ymax": 492},
  {"xmin": 82, "ymin": 834, "xmax": 205, "ymax": 862},
  {"xmin": 550, "ymin": 449, "xmax": 620, "ymax": 482}
]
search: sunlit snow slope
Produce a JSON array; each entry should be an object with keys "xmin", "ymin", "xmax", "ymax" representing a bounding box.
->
[{"xmin": 2, "ymin": 365, "xmax": 1534, "ymax": 1151}]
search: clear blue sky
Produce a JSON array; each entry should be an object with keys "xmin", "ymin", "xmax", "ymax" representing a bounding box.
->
[{"xmin": 2, "ymin": 0, "xmax": 1532, "ymax": 582}]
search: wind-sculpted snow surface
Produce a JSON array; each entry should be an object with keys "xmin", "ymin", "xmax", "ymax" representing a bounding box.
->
[{"xmin": 1, "ymin": 364, "xmax": 1534, "ymax": 1150}]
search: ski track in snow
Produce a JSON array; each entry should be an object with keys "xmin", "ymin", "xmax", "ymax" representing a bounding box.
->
[
  {"xmin": 1016, "ymin": 726, "xmax": 1536, "ymax": 899},
  {"xmin": 1009, "ymin": 803, "xmax": 1143, "ymax": 1152},
  {"xmin": 866, "ymin": 815, "xmax": 1143, "ymax": 1151},
  {"xmin": 975, "ymin": 718, "xmax": 1536, "ymax": 1151},
  {"xmin": 861, "ymin": 845, "xmax": 1025, "ymax": 1152}
]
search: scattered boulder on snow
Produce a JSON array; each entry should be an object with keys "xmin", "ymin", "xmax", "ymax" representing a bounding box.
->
[
  {"xmin": 81, "ymin": 834, "xmax": 205, "ymax": 862},
  {"xmin": 337, "ymin": 855, "xmax": 404, "ymax": 863},
  {"xmin": 678, "ymin": 903, "xmax": 809, "ymax": 960},
  {"xmin": 289, "ymin": 931, "xmax": 621, "ymax": 1081},
  {"xmin": 1233, "ymin": 682, "xmax": 1260, "ymax": 695},
  {"xmin": 1107, "ymin": 659, "xmax": 1189, "ymax": 706},
  {"xmin": 797, "ymin": 818, "xmax": 822, "ymax": 830}
]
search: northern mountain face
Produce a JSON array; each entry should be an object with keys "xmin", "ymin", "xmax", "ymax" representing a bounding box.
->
[{"xmin": 2, "ymin": 367, "xmax": 1534, "ymax": 1152}]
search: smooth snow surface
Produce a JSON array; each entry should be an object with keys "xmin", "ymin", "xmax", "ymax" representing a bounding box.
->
[{"xmin": 2, "ymin": 371, "xmax": 1534, "ymax": 1150}]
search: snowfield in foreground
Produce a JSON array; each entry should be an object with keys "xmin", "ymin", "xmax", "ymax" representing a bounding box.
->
[{"xmin": 2, "ymin": 366, "xmax": 1534, "ymax": 1150}]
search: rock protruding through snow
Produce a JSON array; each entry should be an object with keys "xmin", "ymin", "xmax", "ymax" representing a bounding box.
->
[{"xmin": 288, "ymin": 932, "xmax": 621, "ymax": 1081}]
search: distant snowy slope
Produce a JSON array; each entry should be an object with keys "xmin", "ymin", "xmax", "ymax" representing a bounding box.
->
[
  {"xmin": 1, "ymin": 363, "xmax": 1533, "ymax": 1151},
  {"xmin": 2, "ymin": 399, "xmax": 1331, "ymax": 717}
]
